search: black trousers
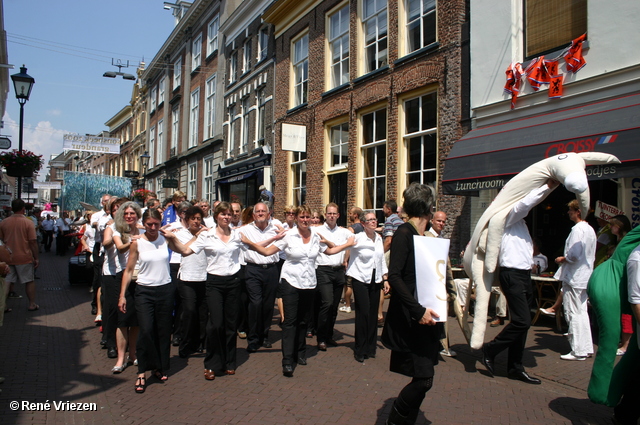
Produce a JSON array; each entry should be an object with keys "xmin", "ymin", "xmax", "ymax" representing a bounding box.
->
[
  {"xmin": 352, "ymin": 276, "xmax": 381, "ymax": 357},
  {"xmin": 315, "ymin": 266, "xmax": 345, "ymax": 344},
  {"xmin": 280, "ymin": 279, "xmax": 314, "ymax": 366},
  {"xmin": 56, "ymin": 230, "xmax": 69, "ymax": 255},
  {"xmin": 170, "ymin": 263, "xmax": 182, "ymax": 338},
  {"xmin": 237, "ymin": 266, "xmax": 249, "ymax": 333},
  {"xmin": 43, "ymin": 230, "xmax": 53, "ymax": 252},
  {"xmin": 204, "ymin": 273, "xmax": 241, "ymax": 373},
  {"xmin": 101, "ymin": 274, "xmax": 119, "ymax": 350},
  {"xmin": 245, "ymin": 263, "xmax": 279, "ymax": 347},
  {"xmin": 614, "ymin": 354, "xmax": 640, "ymax": 425},
  {"xmin": 177, "ymin": 280, "xmax": 207, "ymax": 357},
  {"xmin": 135, "ymin": 283, "xmax": 175, "ymax": 374},
  {"xmin": 484, "ymin": 267, "xmax": 533, "ymax": 373},
  {"xmin": 91, "ymin": 243, "xmax": 103, "ymax": 308}
]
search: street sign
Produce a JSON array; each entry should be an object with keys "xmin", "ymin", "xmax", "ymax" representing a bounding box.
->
[
  {"xmin": 124, "ymin": 170, "xmax": 140, "ymax": 178},
  {"xmin": 0, "ymin": 136, "xmax": 11, "ymax": 149},
  {"xmin": 163, "ymin": 179, "xmax": 179, "ymax": 188}
]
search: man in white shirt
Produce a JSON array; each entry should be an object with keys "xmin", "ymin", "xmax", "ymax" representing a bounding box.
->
[
  {"xmin": 89, "ymin": 194, "xmax": 111, "ymax": 316},
  {"xmin": 54, "ymin": 212, "xmax": 71, "ymax": 256},
  {"xmin": 230, "ymin": 202, "xmax": 243, "ymax": 228},
  {"xmin": 242, "ymin": 202, "xmax": 282, "ymax": 352},
  {"xmin": 481, "ymin": 179, "xmax": 558, "ymax": 385},
  {"xmin": 315, "ymin": 203, "xmax": 351, "ymax": 351},
  {"xmin": 41, "ymin": 215, "xmax": 55, "ymax": 252}
]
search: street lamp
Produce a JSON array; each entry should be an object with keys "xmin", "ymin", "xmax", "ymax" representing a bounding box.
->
[
  {"xmin": 140, "ymin": 151, "xmax": 150, "ymax": 189},
  {"xmin": 11, "ymin": 65, "xmax": 35, "ymax": 200}
]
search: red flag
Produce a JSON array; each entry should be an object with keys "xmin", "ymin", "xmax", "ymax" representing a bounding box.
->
[
  {"xmin": 504, "ymin": 62, "xmax": 524, "ymax": 109},
  {"xmin": 549, "ymin": 75, "xmax": 564, "ymax": 99},
  {"xmin": 564, "ymin": 34, "xmax": 587, "ymax": 73}
]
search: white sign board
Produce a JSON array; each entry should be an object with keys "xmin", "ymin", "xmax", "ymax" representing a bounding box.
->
[
  {"xmin": 33, "ymin": 181, "xmax": 62, "ymax": 190},
  {"xmin": 413, "ymin": 236, "xmax": 450, "ymax": 322},
  {"xmin": 63, "ymin": 134, "xmax": 120, "ymax": 154},
  {"xmin": 595, "ymin": 200, "xmax": 624, "ymax": 221},
  {"xmin": 281, "ymin": 123, "xmax": 306, "ymax": 152}
]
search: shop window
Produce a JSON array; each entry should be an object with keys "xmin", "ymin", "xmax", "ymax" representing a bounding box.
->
[{"xmin": 525, "ymin": 0, "xmax": 587, "ymax": 58}]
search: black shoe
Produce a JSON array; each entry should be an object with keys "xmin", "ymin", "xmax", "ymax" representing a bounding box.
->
[
  {"xmin": 327, "ymin": 339, "xmax": 338, "ymax": 347},
  {"xmin": 262, "ymin": 340, "xmax": 272, "ymax": 349},
  {"xmin": 367, "ymin": 353, "xmax": 376, "ymax": 359},
  {"xmin": 171, "ymin": 337, "xmax": 181, "ymax": 347},
  {"xmin": 91, "ymin": 306, "xmax": 97, "ymax": 315},
  {"xmin": 481, "ymin": 345, "xmax": 495, "ymax": 377},
  {"xmin": 100, "ymin": 339, "xmax": 107, "ymax": 348},
  {"xmin": 283, "ymin": 364, "xmax": 294, "ymax": 377},
  {"xmin": 246, "ymin": 344, "xmax": 258, "ymax": 353},
  {"xmin": 297, "ymin": 358, "xmax": 307, "ymax": 366},
  {"xmin": 107, "ymin": 348, "xmax": 118, "ymax": 359},
  {"xmin": 354, "ymin": 354, "xmax": 365, "ymax": 363},
  {"xmin": 317, "ymin": 342, "xmax": 327, "ymax": 351},
  {"xmin": 507, "ymin": 370, "xmax": 541, "ymax": 385}
]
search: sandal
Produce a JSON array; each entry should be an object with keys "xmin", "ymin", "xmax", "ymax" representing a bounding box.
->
[
  {"xmin": 135, "ymin": 376, "xmax": 146, "ymax": 394},
  {"xmin": 204, "ymin": 369, "xmax": 215, "ymax": 380},
  {"xmin": 152, "ymin": 369, "xmax": 168, "ymax": 382}
]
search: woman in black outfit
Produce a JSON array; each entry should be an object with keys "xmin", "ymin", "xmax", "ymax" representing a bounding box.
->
[{"xmin": 381, "ymin": 183, "xmax": 440, "ymax": 425}]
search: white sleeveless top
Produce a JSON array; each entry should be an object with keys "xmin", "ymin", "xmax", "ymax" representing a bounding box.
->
[{"xmin": 136, "ymin": 235, "xmax": 171, "ymax": 286}]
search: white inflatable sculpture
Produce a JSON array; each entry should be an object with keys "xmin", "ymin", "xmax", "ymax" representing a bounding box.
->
[{"xmin": 462, "ymin": 152, "xmax": 620, "ymax": 349}]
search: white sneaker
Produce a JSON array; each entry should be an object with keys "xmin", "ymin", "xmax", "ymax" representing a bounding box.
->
[
  {"xmin": 94, "ymin": 315, "xmax": 102, "ymax": 322},
  {"xmin": 339, "ymin": 306, "xmax": 351, "ymax": 313},
  {"xmin": 616, "ymin": 348, "xmax": 626, "ymax": 356},
  {"xmin": 540, "ymin": 308, "xmax": 555, "ymax": 317},
  {"xmin": 560, "ymin": 353, "xmax": 586, "ymax": 361},
  {"xmin": 440, "ymin": 349, "xmax": 457, "ymax": 357}
]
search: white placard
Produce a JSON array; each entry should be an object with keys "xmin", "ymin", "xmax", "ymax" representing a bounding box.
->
[
  {"xmin": 594, "ymin": 200, "xmax": 624, "ymax": 221},
  {"xmin": 413, "ymin": 236, "xmax": 450, "ymax": 322},
  {"xmin": 33, "ymin": 181, "xmax": 62, "ymax": 190},
  {"xmin": 63, "ymin": 134, "xmax": 120, "ymax": 154},
  {"xmin": 281, "ymin": 123, "xmax": 306, "ymax": 152}
]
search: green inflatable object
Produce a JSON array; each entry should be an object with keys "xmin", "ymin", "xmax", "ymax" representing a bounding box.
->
[{"xmin": 587, "ymin": 224, "xmax": 640, "ymax": 406}]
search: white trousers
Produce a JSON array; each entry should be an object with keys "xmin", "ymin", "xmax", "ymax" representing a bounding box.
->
[{"xmin": 562, "ymin": 283, "xmax": 593, "ymax": 357}]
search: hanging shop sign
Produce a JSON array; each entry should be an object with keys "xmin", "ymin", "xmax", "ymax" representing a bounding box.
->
[
  {"xmin": 63, "ymin": 134, "xmax": 120, "ymax": 154},
  {"xmin": 33, "ymin": 181, "xmax": 62, "ymax": 190}
]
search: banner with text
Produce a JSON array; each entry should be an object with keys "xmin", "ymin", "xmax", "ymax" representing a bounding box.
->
[
  {"xmin": 63, "ymin": 134, "xmax": 120, "ymax": 154},
  {"xmin": 33, "ymin": 181, "xmax": 62, "ymax": 190},
  {"xmin": 595, "ymin": 200, "xmax": 624, "ymax": 221}
]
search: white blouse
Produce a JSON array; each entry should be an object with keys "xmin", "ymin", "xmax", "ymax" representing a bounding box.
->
[
  {"xmin": 136, "ymin": 235, "xmax": 172, "ymax": 286},
  {"xmin": 176, "ymin": 228, "xmax": 207, "ymax": 282},
  {"xmin": 274, "ymin": 228, "xmax": 326, "ymax": 290},
  {"xmin": 189, "ymin": 228, "xmax": 246, "ymax": 276},
  {"xmin": 346, "ymin": 232, "xmax": 388, "ymax": 284}
]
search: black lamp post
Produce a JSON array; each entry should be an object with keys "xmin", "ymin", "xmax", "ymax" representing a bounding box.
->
[
  {"xmin": 140, "ymin": 151, "xmax": 150, "ymax": 189},
  {"xmin": 11, "ymin": 65, "xmax": 35, "ymax": 200}
]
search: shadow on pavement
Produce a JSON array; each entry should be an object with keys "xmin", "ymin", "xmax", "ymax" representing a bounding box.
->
[{"xmin": 549, "ymin": 397, "xmax": 613, "ymax": 424}]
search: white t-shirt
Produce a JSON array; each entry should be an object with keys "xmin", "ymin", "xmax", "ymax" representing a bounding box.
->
[
  {"xmin": 627, "ymin": 245, "xmax": 640, "ymax": 349},
  {"xmin": 555, "ymin": 221, "xmax": 596, "ymax": 289},
  {"xmin": 136, "ymin": 235, "xmax": 171, "ymax": 286},
  {"xmin": 176, "ymin": 228, "xmax": 207, "ymax": 281}
]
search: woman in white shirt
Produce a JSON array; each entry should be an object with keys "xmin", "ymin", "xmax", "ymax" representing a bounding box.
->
[
  {"xmin": 110, "ymin": 201, "xmax": 143, "ymax": 374},
  {"xmin": 119, "ymin": 209, "xmax": 178, "ymax": 393},
  {"xmin": 347, "ymin": 211, "xmax": 388, "ymax": 362},
  {"xmin": 166, "ymin": 202, "xmax": 248, "ymax": 381},
  {"xmin": 241, "ymin": 205, "xmax": 353, "ymax": 377}
]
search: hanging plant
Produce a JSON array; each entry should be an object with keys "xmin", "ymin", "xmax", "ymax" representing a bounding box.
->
[{"xmin": 0, "ymin": 149, "xmax": 44, "ymax": 177}]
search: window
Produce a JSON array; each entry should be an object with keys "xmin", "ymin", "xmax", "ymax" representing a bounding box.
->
[
  {"xmin": 525, "ymin": 0, "xmax": 587, "ymax": 58},
  {"xmin": 229, "ymin": 51, "xmax": 238, "ymax": 84},
  {"xmin": 159, "ymin": 77, "xmax": 165, "ymax": 104},
  {"xmin": 329, "ymin": 122, "xmax": 349, "ymax": 168},
  {"xmin": 149, "ymin": 126, "xmax": 156, "ymax": 169},
  {"xmin": 156, "ymin": 119, "xmax": 164, "ymax": 166},
  {"xmin": 207, "ymin": 15, "xmax": 219, "ymax": 57},
  {"xmin": 205, "ymin": 74, "xmax": 216, "ymax": 139},
  {"xmin": 150, "ymin": 86, "xmax": 157, "ymax": 112},
  {"xmin": 256, "ymin": 88, "xmax": 266, "ymax": 145},
  {"xmin": 188, "ymin": 163, "xmax": 197, "ymax": 199},
  {"xmin": 227, "ymin": 104, "xmax": 237, "ymax": 155},
  {"xmin": 404, "ymin": 92, "xmax": 437, "ymax": 187},
  {"xmin": 328, "ymin": 5, "xmax": 350, "ymax": 88},
  {"xmin": 406, "ymin": 0, "xmax": 436, "ymax": 53},
  {"xmin": 156, "ymin": 177, "xmax": 163, "ymax": 200},
  {"xmin": 291, "ymin": 151, "xmax": 307, "ymax": 206},
  {"xmin": 241, "ymin": 97, "xmax": 251, "ymax": 153},
  {"xmin": 171, "ymin": 107, "xmax": 179, "ymax": 153},
  {"xmin": 173, "ymin": 57, "xmax": 182, "ymax": 89},
  {"xmin": 292, "ymin": 33, "xmax": 309, "ymax": 106},
  {"xmin": 361, "ymin": 108, "xmax": 386, "ymax": 221},
  {"xmin": 258, "ymin": 27, "xmax": 269, "ymax": 62},
  {"xmin": 243, "ymin": 39, "xmax": 252, "ymax": 73},
  {"xmin": 192, "ymin": 34, "xmax": 202, "ymax": 70},
  {"xmin": 362, "ymin": 0, "xmax": 388, "ymax": 73},
  {"xmin": 190, "ymin": 88, "xmax": 200, "ymax": 148},
  {"xmin": 203, "ymin": 156, "xmax": 214, "ymax": 204}
]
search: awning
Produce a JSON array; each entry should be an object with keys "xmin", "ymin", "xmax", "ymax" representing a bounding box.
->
[{"xmin": 443, "ymin": 92, "xmax": 640, "ymax": 195}]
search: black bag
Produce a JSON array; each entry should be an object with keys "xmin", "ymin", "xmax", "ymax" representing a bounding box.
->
[{"xmin": 68, "ymin": 253, "xmax": 93, "ymax": 285}]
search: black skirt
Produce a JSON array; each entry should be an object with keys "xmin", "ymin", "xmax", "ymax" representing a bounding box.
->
[{"xmin": 117, "ymin": 271, "xmax": 139, "ymax": 328}]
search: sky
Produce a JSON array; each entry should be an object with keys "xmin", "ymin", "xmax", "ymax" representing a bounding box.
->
[{"xmin": 2, "ymin": 0, "xmax": 179, "ymax": 179}]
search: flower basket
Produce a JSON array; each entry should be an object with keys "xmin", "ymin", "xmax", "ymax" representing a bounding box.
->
[
  {"xmin": 133, "ymin": 188, "xmax": 152, "ymax": 202},
  {"xmin": 0, "ymin": 149, "xmax": 43, "ymax": 176}
]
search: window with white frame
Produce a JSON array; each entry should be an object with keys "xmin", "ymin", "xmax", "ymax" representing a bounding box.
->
[
  {"xmin": 243, "ymin": 39, "xmax": 252, "ymax": 74},
  {"xmin": 229, "ymin": 51, "xmax": 238, "ymax": 84},
  {"xmin": 157, "ymin": 119, "xmax": 164, "ymax": 166},
  {"xmin": 150, "ymin": 86, "xmax": 157, "ymax": 112},
  {"xmin": 292, "ymin": 33, "xmax": 309, "ymax": 107},
  {"xmin": 328, "ymin": 5, "xmax": 350, "ymax": 89},
  {"xmin": 404, "ymin": 91, "xmax": 437, "ymax": 186},
  {"xmin": 192, "ymin": 34, "xmax": 202, "ymax": 70},
  {"xmin": 329, "ymin": 122, "xmax": 349, "ymax": 169},
  {"xmin": 291, "ymin": 151, "xmax": 307, "ymax": 207},
  {"xmin": 228, "ymin": 104, "xmax": 237, "ymax": 155},
  {"xmin": 361, "ymin": 0, "xmax": 388, "ymax": 74},
  {"xmin": 171, "ymin": 107, "xmax": 179, "ymax": 154},
  {"xmin": 406, "ymin": 0, "xmax": 436, "ymax": 53},
  {"xmin": 159, "ymin": 77, "xmax": 165, "ymax": 104},
  {"xmin": 156, "ymin": 176, "xmax": 164, "ymax": 200},
  {"xmin": 361, "ymin": 108, "xmax": 387, "ymax": 221},
  {"xmin": 149, "ymin": 126, "xmax": 156, "ymax": 169},
  {"xmin": 174, "ymin": 57, "xmax": 182, "ymax": 89},
  {"xmin": 203, "ymin": 155, "xmax": 214, "ymax": 204},
  {"xmin": 256, "ymin": 88, "xmax": 266, "ymax": 145},
  {"xmin": 241, "ymin": 96, "xmax": 251, "ymax": 153},
  {"xmin": 258, "ymin": 27, "xmax": 269, "ymax": 62},
  {"xmin": 188, "ymin": 163, "xmax": 197, "ymax": 199},
  {"xmin": 207, "ymin": 15, "xmax": 219, "ymax": 57},
  {"xmin": 190, "ymin": 88, "xmax": 200, "ymax": 148},
  {"xmin": 205, "ymin": 74, "xmax": 216, "ymax": 139}
]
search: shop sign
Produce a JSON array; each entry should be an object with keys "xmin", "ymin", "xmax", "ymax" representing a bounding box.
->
[
  {"xmin": 594, "ymin": 200, "xmax": 624, "ymax": 221},
  {"xmin": 63, "ymin": 134, "xmax": 120, "ymax": 154},
  {"xmin": 163, "ymin": 179, "xmax": 179, "ymax": 188}
]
